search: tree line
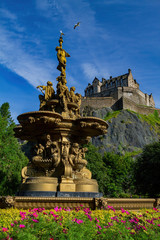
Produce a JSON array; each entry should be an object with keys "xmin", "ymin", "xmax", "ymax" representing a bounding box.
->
[{"xmin": 0, "ymin": 102, "xmax": 159, "ymax": 197}]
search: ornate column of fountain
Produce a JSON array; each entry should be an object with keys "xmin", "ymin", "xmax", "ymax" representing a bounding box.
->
[{"xmin": 14, "ymin": 34, "xmax": 108, "ymax": 197}]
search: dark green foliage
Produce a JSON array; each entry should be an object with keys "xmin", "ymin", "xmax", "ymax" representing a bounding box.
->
[
  {"xmin": 85, "ymin": 143, "xmax": 136, "ymax": 197},
  {"xmin": 135, "ymin": 141, "xmax": 160, "ymax": 197},
  {"xmin": 102, "ymin": 152, "xmax": 136, "ymax": 197},
  {"xmin": 84, "ymin": 143, "xmax": 109, "ymax": 195},
  {"xmin": 0, "ymin": 103, "xmax": 28, "ymax": 195},
  {"xmin": 86, "ymin": 141, "xmax": 160, "ymax": 198}
]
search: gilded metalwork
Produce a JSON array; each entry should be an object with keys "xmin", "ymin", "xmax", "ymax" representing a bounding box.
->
[
  {"xmin": 13, "ymin": 33, "xmax": 108, "ymax": 196},
  {"xmin": 0, "ymin": 197, "xmax": 158, "ymax": 210}
]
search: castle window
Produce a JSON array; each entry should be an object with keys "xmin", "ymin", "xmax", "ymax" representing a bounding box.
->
[
  {"xmin": 117, "ymin": 79, "xmax": 121, "ymax": 86},
  {"xmin": 112, "ymin": 81, "xmax": 115, "ymax": 87}
]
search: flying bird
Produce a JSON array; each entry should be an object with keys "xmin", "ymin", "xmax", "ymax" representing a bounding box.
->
[{"xmin": 74, "ymin": 22, "xmax": 80, "ymax": 29}]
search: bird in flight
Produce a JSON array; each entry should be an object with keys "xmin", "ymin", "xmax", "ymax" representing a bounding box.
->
[{"xmin": 74, "ymin": 22, "xmax": 80, "ymax": 29}]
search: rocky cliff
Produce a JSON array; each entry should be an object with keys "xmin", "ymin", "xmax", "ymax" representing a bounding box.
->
[{"xmin": 82, "ymin": 107, "xmax": 160, "ymax": 154}]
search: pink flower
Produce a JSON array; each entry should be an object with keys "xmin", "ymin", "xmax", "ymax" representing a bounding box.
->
[
  {"xmin": 43, "ymin": 212, "xmax": 48, "ymax": 215},
  {"xmin": 20, "ymin": 211, "xmax": 26, "ymax": 215},
  {"xmin": 153, "ymin": 208, "xmax": 158, "ymax": 211},
  {"xmin": 157, "ymin": 224, "xmax": 160, "ymax": 227},
  {"xmin": 31, "ymin": 213, "xmax": 38, "ymax": 218},
  {"xmin": 125, "ymin": 227, "xmax": 130, "ymax": 230},
  {"xmin": 125, "ymin": 211, "xmax": 130, "ymax": 215},
  {"xmin": 85, "ymin": 213, "xmax": 92, "ymax": 221},
  {"xmin": 72, "ymin": 218, "xmax": 83, "ymax": 224},
  {"xmin": 121, "ymin": 208, "xmax": 125, "ymax": 213},
  {"xmin": 76, "ymin": 219, "xmax": 83, "ymax": 224},
  {"xmin": 146, "ymin": 219, "xmax": 154, "ymax": 224},
  {"xmin": 108, "ymin": 222, "xmax": 113, "ymax": 226},
  {"xmin": 83, "ymin": 208, "xmax": 91, "ymax": 214},
  {"xmin": 11, "ymin": 223, "xmax": 14, "ymax": 227},
  {"xmin": 54, "ymin": 206, "xmax": 62, "ymax": 212},
  {"xmin": 32, "ymin": 219, "xmax": 39, "ymax": 223},
  {"xmin": 6, "ymin": 237, "xmax": 13, "ymax": 240},
  {"xmin": 121, "ymin": 208, "xmax": 130, "ymax": 214},
  {"xmin": 96, "ymin": 224, "xmax": 102, "ymax": 229},
  {"xmin": 63, "ymin": 228, "xmax": 67, "ymax": 234},
  {"xmin": 121, "ymin": 220, "xmax": 126, "ymax": 223},
  {"xmin": 107, "ymin": 205, "xmax": 115, "ymax": 212},
  {"xmin": 135, "ymin": 218, "xmax": 139, "ymax": 222},
  {"xmin": 95, "ymin": 217, "xmax": 99, "ymax": 222},
  {"xmin": 2, "ymin": 227, "xmax": 8, "ymax": 232},
  {"xmin": 111, "ymin": 216, "xmax": 119, "ymax": 222},
  {"xmin": 19, "ymin": 224, "xmax": 25, "ymax": 228},
  {"xmin": 142, "ymin": 226, "xmax": 147, "ymax": 230}
]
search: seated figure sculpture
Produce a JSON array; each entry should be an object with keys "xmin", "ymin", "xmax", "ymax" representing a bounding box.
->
[{"xmin": 69, "ymin": 143, "xmax": 87, "ymax": 171}]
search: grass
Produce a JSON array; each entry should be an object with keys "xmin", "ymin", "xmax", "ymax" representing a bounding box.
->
[
  {"xmin": 126, "ymin": 109, "xmax": 160, "ymax": 135},
  {"xmin": 103, "ymin": 110, "xmax": 121, "ymax": 121}
]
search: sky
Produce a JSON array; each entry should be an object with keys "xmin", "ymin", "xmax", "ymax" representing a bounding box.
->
[{"xmin": 0, "ymin": 0, "xmax": 160, "ymax": 123}]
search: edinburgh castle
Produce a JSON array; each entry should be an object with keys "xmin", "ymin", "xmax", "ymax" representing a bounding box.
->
[{"xmin": 81, "ymin": 69, "xmax": 159, "ymax": 115}]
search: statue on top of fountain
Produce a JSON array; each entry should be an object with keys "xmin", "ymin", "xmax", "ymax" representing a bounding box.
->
[{"xmin": 37, "ymin": 33, "xmax": 81, "ymax": 119}]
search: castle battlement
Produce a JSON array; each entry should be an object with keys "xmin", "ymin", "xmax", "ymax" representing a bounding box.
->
[{"xmin": 84, "ymin": 69, "xmax": 155, "ymax": 109}]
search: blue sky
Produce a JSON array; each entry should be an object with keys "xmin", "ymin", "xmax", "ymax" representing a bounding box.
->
[{"xmin": 0, "ymin": 0, "xmax": 160, "ymax": 122}]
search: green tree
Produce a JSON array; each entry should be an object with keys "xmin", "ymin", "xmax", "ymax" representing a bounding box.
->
[
  {"xmin": 85, "ymin": 143, "xmax": 110, "ymax": 196},
  {"xmin": 0, "ymin": 102, "xmax": 28, "ymax": 195},
  {"xmin": 85, "ymin": 143, "xmax": 136, "ymax": 197},
  {"xmin": 135, "ymin": 141, "xmax": 160, "ymax": 197},
  {"xmin": 102, "ymin": 152, "xmax": 136, "ymax": 197}
]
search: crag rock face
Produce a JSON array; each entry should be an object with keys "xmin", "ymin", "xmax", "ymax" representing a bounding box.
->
[{"xmin": 83, "ymin": 107, "xmax": 159, "ymax": 154}]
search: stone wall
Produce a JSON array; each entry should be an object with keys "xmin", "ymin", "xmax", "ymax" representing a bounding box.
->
[
  {"xmin": 122, "ymin": 97, "xmax": 160, "ymax": 115},
  {"xmin": 117, "ymin": 87, "xmax": 155, "ymax": 107},
  {"xmin": 81, "ymin": 96, "xmax": 160, "ymax": 116},
  {"xmin": 81, "ymin": 97, "xmax": 116, "ymax": 111}
]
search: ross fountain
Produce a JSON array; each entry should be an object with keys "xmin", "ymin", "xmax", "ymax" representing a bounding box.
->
[
  {"xmin": 0, "ymin": 34, "xmax": 158, "ymax": 210},
  {"xmin": 14, "ymin": 33, "xmax": 108, "ymax": 199}
]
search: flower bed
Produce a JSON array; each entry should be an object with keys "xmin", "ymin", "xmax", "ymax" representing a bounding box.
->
[{"xmin": 0, "ymin": 206, "xmax": 160, "ymax": 239}]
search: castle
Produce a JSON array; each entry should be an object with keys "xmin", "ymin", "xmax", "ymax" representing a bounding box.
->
[{"xmin": 81, "ymin": 69, "xmax": 158, "ymax": 115}]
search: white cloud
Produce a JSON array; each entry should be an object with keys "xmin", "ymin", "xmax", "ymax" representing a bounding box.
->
[
  {"xmin": 0, "ymin": 8, "xmax": 17, "ymax": 20},
  {"xmin": 81, "ymin": 63, "xmax": 99, "ymax": 80},
  {"xmin": 0, "ymin": 8, "xmax": 59, "ymax": 89},
  {"xmin": 0, "ymin": 27, "xmax": 57, "ymax": 88},
  {"xmin": 35, "ymin": 0, "xmax": 108, "ymax": 42}
]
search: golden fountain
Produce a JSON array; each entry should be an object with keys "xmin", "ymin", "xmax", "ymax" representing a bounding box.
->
[
  {"xmin": 0, "ymin": 34, "xmax": 158, "ymax": 210},
  {"xmin": 14, "ymin": 33, "xmax": 108, "ymax": 198}
]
